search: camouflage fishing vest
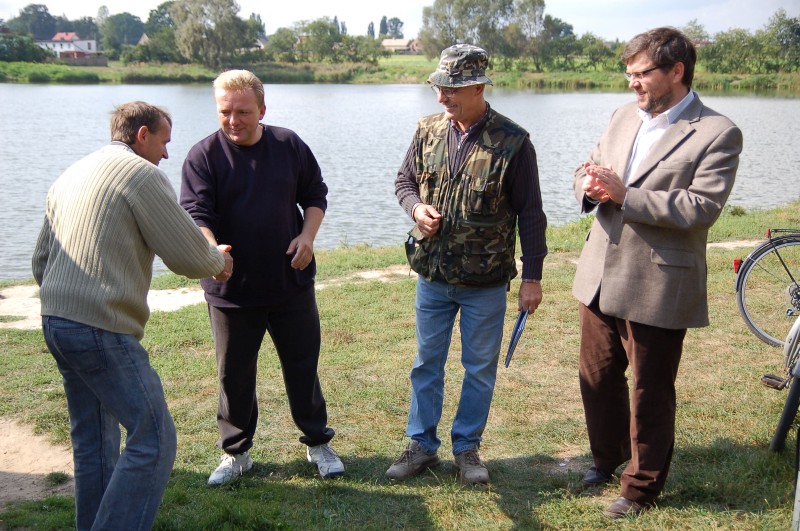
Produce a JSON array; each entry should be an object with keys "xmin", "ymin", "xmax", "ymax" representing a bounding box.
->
[{"xmin": 406, "ymin": 108, "xmax": 528, "ymax": 286}]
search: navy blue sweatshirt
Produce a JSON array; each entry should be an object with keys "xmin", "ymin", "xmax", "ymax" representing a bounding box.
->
[{"xmin": 181, "ymin": 125, "xmax": 328, "ymax": 307}]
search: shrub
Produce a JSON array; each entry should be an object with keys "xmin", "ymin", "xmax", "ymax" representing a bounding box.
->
[
  {"xmin": 53, "ymin": 71, "xmax": 101, "ymax": 84},
  {"xmin": 27, "ymin": 71, "xmax": 51, "ymax": 83}
]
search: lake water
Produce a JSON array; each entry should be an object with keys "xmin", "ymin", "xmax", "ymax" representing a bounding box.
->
[{"xmin": 1, "ymin": 83, "xmax": 799, "ymax": 281}]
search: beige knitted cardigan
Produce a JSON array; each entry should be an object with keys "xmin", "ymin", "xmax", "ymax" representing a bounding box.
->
[{"xmin": 33, "ymin": 142, "xmax": 224, "ymax": 339}]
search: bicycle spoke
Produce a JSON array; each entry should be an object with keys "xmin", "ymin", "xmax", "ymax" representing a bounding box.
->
[{"xmin": 737, "ymin": 237, "xmax": 800, "ymax": 346}]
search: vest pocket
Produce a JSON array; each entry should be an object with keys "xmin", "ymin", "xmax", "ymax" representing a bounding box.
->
[
  {"xmin": 405, "ymin": 228, "xmax": 436, "ymax": 278},
  {"xmin": 450, "ymin": 221, "xmax": 515, "ymax": 284},
  {"xmin": 418, "ymin": 166, "xmax": 440, "ymax": 207},
  {"xmin": 464, "ymin": 174, "xmax": 500, "ymax": 215}
]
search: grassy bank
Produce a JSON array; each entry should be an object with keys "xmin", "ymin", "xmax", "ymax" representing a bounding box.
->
[
  {"xmin": 2, "ymin": 201, "xmax": 800, "ymax": 528},
  {"xmin": 2, "ymin": 56, "xmax": 800, "ymax": 94},
  {"xmin": 0, "ymin": 202, "xmax": 800, "ymax": 530}
]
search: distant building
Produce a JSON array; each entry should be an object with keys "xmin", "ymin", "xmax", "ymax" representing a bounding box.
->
[
  {"xmin": 252, "ymin": 35, "xmax": 268, "ymax": 51},
  {"xmin": 381, "ymin": 38, "xmax": 420, "ymax": 54},
  {"xmin": 37, "ymin": 32, "xmax": 97, "ymax": 59}
]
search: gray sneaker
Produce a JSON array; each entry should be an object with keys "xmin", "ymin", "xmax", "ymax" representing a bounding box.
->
[
  {"xmin": 454, "ymin": 448, "xmax": 490, "ymax": 484},
  {"xmin": 385, "ymin": 440, "xmax": 440, "ymax": 480},
  {"xmin": 307, "ymin": 443, "xmax": 345, "ymax": 478},
  {"xmin": 207, "ymin": 450, "xmax": 253, "ymax": 486}
]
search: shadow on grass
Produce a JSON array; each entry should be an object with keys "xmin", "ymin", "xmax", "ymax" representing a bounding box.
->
[
  {"xmin": 1, "ymin": 442, "xmax": 794, "ymax": 529},
  {"xmin": 488, "ymin": 440, "xmax": 796, "ymax": 527},
  {"xmin": 0, "ymin": 456, "xmax": 436, "ymax": 530}
]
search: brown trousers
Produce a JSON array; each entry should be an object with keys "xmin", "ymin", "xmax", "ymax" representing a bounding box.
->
[{"xmin": 578, "ymin": 302, "xmax": 686, "ymax": 505}]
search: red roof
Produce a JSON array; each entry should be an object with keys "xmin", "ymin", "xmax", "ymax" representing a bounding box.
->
[{"xmin": 52, "ymin": 32, "xmax": 79, "ymax": 41}]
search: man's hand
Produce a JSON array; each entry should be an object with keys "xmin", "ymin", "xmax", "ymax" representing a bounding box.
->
[
  {"xmin": 287, "ymin": 234, "xmax": 314, "ymax": 270},
  {"xmin": 213, "ymin": 244, "xmax": 233, "ymax": 282},
  {"xmin": 583, "ymin": 162, "xmax": 627, "ymax": 205},
  {"xmin": 518, "ymin": 281, "xmax": 542, "ymax": 313},
  {"xmin": 582, "ymin": 163, "xmax": 610, "ymax": 204},
  {"xmin": 413, "ymin": 204, "xmax": 443, "ymax": 238}
]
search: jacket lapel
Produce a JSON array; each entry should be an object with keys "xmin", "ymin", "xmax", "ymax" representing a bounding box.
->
[
  {"xmin": 610, "ymin": 112, "xmax": 641, "ymax": 176},
  {"xmin": 627, "ymin": 96, "xmax": 703, "ymax": 187}
]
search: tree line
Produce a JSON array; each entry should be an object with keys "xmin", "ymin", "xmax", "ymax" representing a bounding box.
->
[
  {"xmin": 419, "ymin": 0, "xmax": 800, "ymax": 74},
  {"xmin": 1, "ymin": 0, "xmax": 799, "ymax": 74},
  {"xmin": 0, "ymin": 1, "xmax": 406, "ymax": 67}
]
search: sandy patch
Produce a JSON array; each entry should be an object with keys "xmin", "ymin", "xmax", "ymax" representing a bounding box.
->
[
  {"xmin": 0, "ymin": 418, "xmax": 74, "ymax": 510},
  {"xmin": 316, "ymin": 264, "xmax": 417, "ymax": 289},
  {"xmin": 0, "ymin": 286, "xmax": 208, "ymax": 332},
  {"xmin": 707, "ymin": 239, "xmax": 762, "ymax": 250},
  {"xmin": 0, "ymin": 267, "xmax": 417, "ymax": 333}
]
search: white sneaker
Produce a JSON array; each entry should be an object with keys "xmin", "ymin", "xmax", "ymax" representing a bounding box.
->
[
  {"xmin": 306, "ymin": 443, "xmax": 345, "ymax": 478},
  {"xmin": 207, "ymin": 451, "xmax": 253, "ymax": 486}
]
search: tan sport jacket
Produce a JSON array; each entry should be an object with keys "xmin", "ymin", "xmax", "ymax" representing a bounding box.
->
[{"xmin": 572, "ymin": 95, "xmax": 743, "ymax": 329}]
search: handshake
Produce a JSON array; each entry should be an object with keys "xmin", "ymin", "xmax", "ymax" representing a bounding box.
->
[{"xmin": 213, "ymin": 244, "xmax": 234, "ymax": 282}]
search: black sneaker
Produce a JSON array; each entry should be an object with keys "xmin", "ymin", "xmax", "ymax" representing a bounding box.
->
[{"xmin": 582, "ymin": 466, "xmax": 612, "ymax": 486}]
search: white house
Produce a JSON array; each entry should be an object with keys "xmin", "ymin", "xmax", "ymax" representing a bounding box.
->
[
  {"xmin": 381, "ymin": 38, "xmax": 420, "ymax": 54},
  {"xmin": 37, "ymin": 32, "xmax": 98, "ymax": 58}
]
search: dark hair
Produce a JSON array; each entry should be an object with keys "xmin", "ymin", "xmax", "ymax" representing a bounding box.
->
[
  {"xmin": 110, "ymin": 101, "xmax": 172, "ymax": 145},
  {"xmin": 622, "ymin": 27, "xmax": 696, "ymax": 86}
]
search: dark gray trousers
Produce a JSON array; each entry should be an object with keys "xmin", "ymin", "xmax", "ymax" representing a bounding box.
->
[{"xmin": 209, "ymin": 287, "xmax": 334, "ymax": 454}]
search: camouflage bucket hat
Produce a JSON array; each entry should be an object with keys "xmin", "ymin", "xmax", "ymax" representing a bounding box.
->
[{"xmin": 427, "ymin": 44, "xmax": 493, "ymax": 88}]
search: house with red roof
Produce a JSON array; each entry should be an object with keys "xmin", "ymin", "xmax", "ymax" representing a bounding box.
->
[{"xmin": 37, "ymin": 32, "xmax": 98, "ymax": 59}]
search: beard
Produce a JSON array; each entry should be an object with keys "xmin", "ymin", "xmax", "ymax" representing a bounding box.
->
[{"xmin": 640, "ymin": 90, "xmax": 674, "ymax": 115}]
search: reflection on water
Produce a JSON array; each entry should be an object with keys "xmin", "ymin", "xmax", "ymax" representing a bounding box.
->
[{"xmin": 1, "ymin": 83, "xmax": 798, "ymax": 281}]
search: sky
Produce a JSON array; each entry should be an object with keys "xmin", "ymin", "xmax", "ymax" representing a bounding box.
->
[{"xmin": 1, "ymin": 0, "xmax": 798, "ymax": 42}]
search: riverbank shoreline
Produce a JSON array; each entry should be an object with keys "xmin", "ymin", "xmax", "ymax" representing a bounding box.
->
[{"xmin": 2, "ymin": 58, "xmax": 799, "ymax": 94}]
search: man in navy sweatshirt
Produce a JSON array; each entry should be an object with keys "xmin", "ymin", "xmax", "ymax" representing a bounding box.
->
[{"xmin": 181, "ymin": 69, "xmax": 344, "ymax": 485}]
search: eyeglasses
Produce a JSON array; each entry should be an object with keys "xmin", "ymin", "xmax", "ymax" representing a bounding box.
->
[
  {"xmin": 624, "ymin": 65, "xmax": 663, "ymax": 81},
  {"xmin": 431, "ymin": 85, "xmax": 461, "ymax": 97}
]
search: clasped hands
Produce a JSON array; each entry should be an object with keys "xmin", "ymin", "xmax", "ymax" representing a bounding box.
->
[{"xmin": 582, "ymin": 162, "xmax": 627, "ymax": 205}]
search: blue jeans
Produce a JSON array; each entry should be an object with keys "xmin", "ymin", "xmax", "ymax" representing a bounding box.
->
[
  {"xmin": 406, "ymin": 278, "xmax": 507, "ymax": 455},
  {"xmin": 43, "ymin": 316, "xmax": 177, "ymax": 531}
]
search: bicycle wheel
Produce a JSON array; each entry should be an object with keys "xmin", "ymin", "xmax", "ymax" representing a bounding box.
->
[
  {"xmin": 736, "ymin": 236, "xmax": 800, "ymax": 347},
  {"xmin": 769, "ymin": 318, "xmax": 800, "ymax": 452}
]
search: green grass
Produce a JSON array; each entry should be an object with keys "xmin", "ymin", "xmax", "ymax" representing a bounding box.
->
[{"xmin": 2, "ymin": 201, "xmax": 800, "ymax": 529}]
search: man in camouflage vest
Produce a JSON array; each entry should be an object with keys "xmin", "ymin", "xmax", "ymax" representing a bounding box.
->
[{"xmin": 388, "ymin": 44, "xmax": 547, "ymax": 484}]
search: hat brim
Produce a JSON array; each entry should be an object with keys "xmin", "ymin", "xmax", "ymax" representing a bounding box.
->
[{"xmin": 426, "ymin": 72, "xmax": 493, "ymax": 87}]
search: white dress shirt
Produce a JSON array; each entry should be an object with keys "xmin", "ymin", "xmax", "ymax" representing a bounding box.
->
[{"xmin": 624, "ymin": 90, "xmax": 695, "ymax": 184}]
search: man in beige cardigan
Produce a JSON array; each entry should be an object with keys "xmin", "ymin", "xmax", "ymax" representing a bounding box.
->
[
  {"xmin": 572, "ymin": 28, "xmax": 742, "ymax": 518},
  {"xmin": 32, "ymin": 101, "xmax": 232, "ymax": 531}
]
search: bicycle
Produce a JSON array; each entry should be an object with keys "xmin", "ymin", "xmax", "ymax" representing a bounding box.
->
[
  {"xmin": 734, "ymin": 228, "xmax": 800, "ymax": 347},
  {"xmin": 761, "ymin": 315, "xmax": 800, "ymax": 452},
  {"xmin": 759, "ymin": 316, "xmax": 800, "ymax": 530}
]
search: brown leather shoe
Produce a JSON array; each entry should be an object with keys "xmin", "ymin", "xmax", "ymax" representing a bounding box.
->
[
  {"xmin": 385, "ymin": 440, "xmax": 439, "ymax": 480},
  {"xmin": 603, "ymin": 496, "xmax": 647, "ymax": 518},
  {"xmin": 454, "ymin": 448, "xmax": 490, "ymax": 484}
]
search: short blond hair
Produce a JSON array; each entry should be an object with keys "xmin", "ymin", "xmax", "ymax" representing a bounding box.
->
[{"xmin": 213, "ymin": 70, "xmax": 265, "ymax": 107}]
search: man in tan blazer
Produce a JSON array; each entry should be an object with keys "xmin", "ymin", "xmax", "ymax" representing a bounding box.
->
[{"xmin": 572, "ymin": 27, "xmax": 742, "ymax": 518}]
